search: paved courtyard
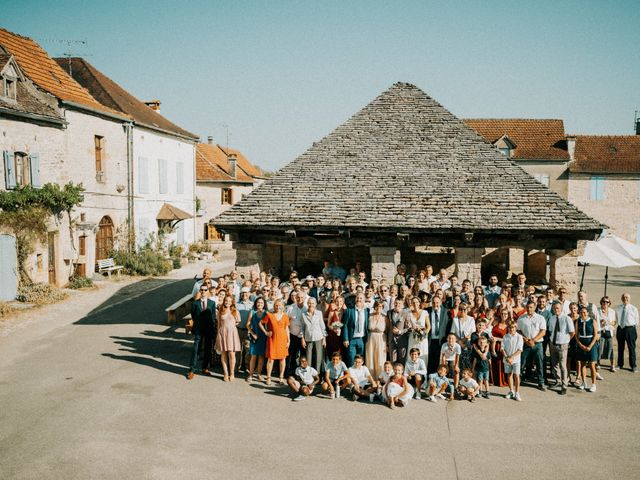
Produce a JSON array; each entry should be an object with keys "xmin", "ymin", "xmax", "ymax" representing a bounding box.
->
[{"xmin": 1, "ymin": 261, "xmax": 639, "ymax": 480}]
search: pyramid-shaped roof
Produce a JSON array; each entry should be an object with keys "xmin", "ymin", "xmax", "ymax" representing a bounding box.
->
[{"xmin": 215, "ymin": 83, "xmax": 602, "ymax": 237}]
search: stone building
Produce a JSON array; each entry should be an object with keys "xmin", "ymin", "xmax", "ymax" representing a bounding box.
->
[
  {"xmin": 0, "ymin": 28, "xmax": 132, "ymax": 285},
  {"xmin": 195, "ymin": 139, "xmax": 264, "ymax": 241},
  {"xmin": 56, "ymin": 57, "xmax": 199, "ymax": 248},
  {"xmin": 567, "ymin": 135, "xmax": 640, "ymax": 244},
  {"xmin": 214, "ymin": 83, "xmax": 603, "ymax": 293}
]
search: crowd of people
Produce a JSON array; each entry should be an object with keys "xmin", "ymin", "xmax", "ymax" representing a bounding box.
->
[{"xmin": 185, "ymin": 262, "xmax": 639, "ymax": 408}]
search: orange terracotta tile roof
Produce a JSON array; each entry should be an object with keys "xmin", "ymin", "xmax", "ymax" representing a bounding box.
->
[
  {"xmin": 196, "ymin": 143, "xmax": 261, "ymax": 182},
  {"xmin": 55, "ymin": 57, "xmax": 198, "ymax": 140},
  {"xmin": 0, "ymin": 28, "xmax": 126, "ymax": 118},
  {"xmin": 570, "ymin": 135, "xmax": 640, "ymax": 173},
  {"xmin": 464, "ymin": 118, "xmax": 569, "ymax": 160}
]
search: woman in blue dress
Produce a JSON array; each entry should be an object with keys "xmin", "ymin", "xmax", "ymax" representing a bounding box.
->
[
  {"xmin": 576, "ymin": 306, "xmax": 599, "ymax": 392},
  {"xmin": 247, "ymin": 297, "xmax": 268, "ymax": 382}
]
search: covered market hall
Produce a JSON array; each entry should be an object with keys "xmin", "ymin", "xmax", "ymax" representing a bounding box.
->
[{"xmin": 214, "ymin": 83, "xmax": 604, "ymax": 294}]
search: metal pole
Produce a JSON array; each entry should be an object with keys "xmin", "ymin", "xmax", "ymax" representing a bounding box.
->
[
  {"xmin": 580, "ymin": 264, "xmax": 586, "ymax": 291},
  {"xmin": 604, "ymin": 266, "xmax": 609, "ymax": 296}
]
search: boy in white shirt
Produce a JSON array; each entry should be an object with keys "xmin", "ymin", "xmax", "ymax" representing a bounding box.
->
[
  {"xmin": 501, "ymin": 322, "xmax": 524, "ymax": 401},
  {"xmin": 457, "ymin": 369, "xmax": 479, "ymax": 402},
  {"xmin": 347, "ymin": 355, "xmax": 377, "ymax": 402},
  {"xmin": 287, "ymin": 356, "xmax": 320, "ymax": 402},
  {"xmin": 405, "ymin": 348, "xmax": 427, "ymax": 400},
  {"xmin": 440, "ymin": 333, "xmax": 461, "ymax": 388},
  {"xmin": 427, "ymin": 364, "xmax": 454, "ymax": 402}
]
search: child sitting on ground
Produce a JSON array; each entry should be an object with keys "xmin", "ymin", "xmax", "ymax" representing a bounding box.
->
[
  {"xmin": 377, "ymin": 361, "xmax": 394, "ymax": 400},
  {"xmin": 457, "ymin": 368, "xmax": 480, "ymax": 402},
  {"xmin": 287, "ymin": 356, "xmax": 320, "ymax": 402},
  {"xmin": 440, "ymin": 333, "xmax": 461, "ymax": 388},
  {"xmin": 427, "ymin": 364, "xmax": 454, "ymax": 402},
  {"xmin": 322, "ymin": 351, "xmax": 350, "ymax": 399},
  {"xmin": 347, "ymin": 355, "xmax": 378, "ymax": 402},
  {"xmin": 383, "ymin": 362, "xmax": 414, "ymax": 409},
  {"xmin": 472, "ymin": 336, "xmax": 492, "ymax": 398},
  {"xmin": 405, "ymin": 348, "xmax": 427, "ymax": 400},
  {"xmin": 501, "ymin": 322, "xmax": 523, "ymax": 402}
]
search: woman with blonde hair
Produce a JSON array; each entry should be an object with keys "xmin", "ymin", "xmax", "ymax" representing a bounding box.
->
[
  {"xmin": 260, "ymin": 298, "xmax": 290, "ymax": 385},
  {"xmin": 215, "ymin": 294, "xmax": 242, "ymax": 382}
]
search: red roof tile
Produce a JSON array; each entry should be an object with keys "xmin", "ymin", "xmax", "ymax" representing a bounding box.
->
[
  {"xmin": 196, "ymin": 143, "xmax": 260, "ymax": 182},
  {"xmin": 570, "ymin": 135, "xmax": 640, "ymax": 173},
  {"xmin": 464, "ymin": 118, "xmax": 569, "ymax": 160},
  {"xmin": 0, "ymin": 28, "xmax": 125, "ymax": 118}
]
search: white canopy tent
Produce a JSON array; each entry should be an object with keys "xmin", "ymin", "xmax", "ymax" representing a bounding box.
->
[
  {"xmin": 597, "ymin": 234, "xmax": 640, "ymax": 260},
  {"xmin": 578, "ymin": 240, "xmax": 639, "ymax": 295}
]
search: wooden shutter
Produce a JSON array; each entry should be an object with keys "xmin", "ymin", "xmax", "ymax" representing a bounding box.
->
[
  {"xmin": 29, "ymin": 153, "xmax": 41, "ymax": 188},
  {"xmin": 176, "ymin": 162, "xmax": 184, "ymax": 194},
  {"xmin": 138, "ymin": 157, "xmax": 149, "ymax": 193},
  {"xmin": 3, "ymin": 151, "xmax": 16, "ymax": 189}
]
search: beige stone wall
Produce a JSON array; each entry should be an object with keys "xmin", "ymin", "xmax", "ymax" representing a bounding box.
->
[
  {"xmin": 567, "ymin": 173, "xmax": 640, "ymax": 243},
  {"xmin": 517, "ymin": 160, "xmax": 569, "ymax": 198}
]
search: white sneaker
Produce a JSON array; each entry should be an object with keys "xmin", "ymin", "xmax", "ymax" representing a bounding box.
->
[
  {"xmin": 293, "ymin": 395, "xmax": 305, "ymax": 402},
  {"xmin": 505, "ymin": 391, "xmax": 514, "ymax": 400},
  {"xmin": 579, "ymin": 383, "xmax": 586, "ymax": 390},
  {"xmin": 369, "ymin": 394, "xmax": 375, "ymax": 403},
  {"xmin": 596, "ymin": 373, "xmax": 604, "ymax": 381},
  {"xmin": 330, "ymin": 391, "xmax": 335, "ymax": 399},
  {"xmin": 336, "ymin": 386, "xmax": 341, "ymax": 399},
  {"xmin": 415, "ymin": 391, "xmax": 421, "ymax": 400},
  {"xmin": 514, "ymin": 392, "xmax": 522, "ymax": 402},
  {"xmin": 589, "ymin": 384, "xmax": 597, "ymax": 392},
  {"xmin": 436, "ymin": 393, "xmax": 446, "ymax": 401},
  {"xmin": 428, "ymin": 395, "xmax": 436, "ymax": 402}
]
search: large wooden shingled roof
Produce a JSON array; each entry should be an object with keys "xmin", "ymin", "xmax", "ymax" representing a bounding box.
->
[{"xmin": 215, "ymin": 83, "xmax": 603, "ymax": 236}]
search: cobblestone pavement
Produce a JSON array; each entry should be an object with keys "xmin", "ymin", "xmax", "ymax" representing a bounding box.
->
[{"xmin": 0, "ymin": 259, "xmax": 638, "ymax": 479}]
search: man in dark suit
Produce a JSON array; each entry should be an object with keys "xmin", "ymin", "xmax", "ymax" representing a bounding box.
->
[
  {"xmin": 342, "ymin": 293, "xmax": 369, "ymax": 367},
  {"xmin": 426, "ymin": 296, "xmax": 450, "ymax": 374},
  {"xmin": 187, "ymin": 285, "xmax": 217, "ymax": 380}
]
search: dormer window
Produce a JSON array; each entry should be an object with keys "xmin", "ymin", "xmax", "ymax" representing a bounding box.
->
[
  {"xmin": 3, "ymin": 76, "xmax": 16, "ymax": 100},
  {"xmin": 498, "ymin": 147, "xmax": 511, "ymax": 157},
  {"xmin": 0, "ymin": 53, "xmax": 22, "ymax": 102},
  {"xmin": 494, "ymin": 135, "xmax": 516, "ymax": 159}
]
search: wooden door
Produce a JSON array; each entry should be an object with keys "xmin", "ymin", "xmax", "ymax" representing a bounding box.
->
[
  {"xmin": 47, "ymin": 232, "xmax": 56, "ymax": 284},
  {"xmin": 96, "ymin": 216, "xmax": 114, "ymax": 261}
]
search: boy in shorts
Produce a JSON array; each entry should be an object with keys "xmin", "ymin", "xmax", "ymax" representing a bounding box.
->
[
  {"xmin": 347, "ymin": 355, "xmax": 378, "ymax": 402},
  {"xmin": 501, "ymin": 322, "xmax": 524, "ymax": 401},
  {"xmin": 440, "ymin": 333, "xmax": 461, "ymax": 389},
  {"xmin": 457, "ymin": 369, "xmax": 479, "ymax": 402},
  {"xmin": 472, "ymin": 336, "xmax": 492, "ymax": 398},
  {"xmin": 287, "ymin": 356, "xmax": 320, "ymax": 401},
  {"xmin": 405, "ymin": 347, "xmax": 427, "ymax": 400},
  {"xmin": 322, "ymin": 351, "xmax": 350, "ymax": 399},
  {"xmin": 427, "ymin": 364, "xmax": 454, "ymax": 402}
]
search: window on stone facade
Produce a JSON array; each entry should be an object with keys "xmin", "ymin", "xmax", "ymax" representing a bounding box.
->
[
  {"xmin": 94, "ymin": 135, "xmax": 104, "ymax": 176},
  {"xmin": 79, "ymin": 235, "xmax": 86, "ymax": 256},
  {"xmin": 533, "ymin": 173, "xmax": 550, "ymax": 187},
  {"xmin": 3, "ymin": 151, "xmax": 40, "ymax": 188},
  {"xmin": 590, "ymin": 176, "xmax": 605, "ymax": 201},
  {"xmin": 2, "ymin": 76, "xmax": 16, "ymax": 101},
  {"xmin": 158, "ymin": 158, "xmax": 168, "ymax": 194},
  {"xmin": 221, "ymin": 188, "xmax": 233, "ymax": 205},
  {"xmin": 14, "ymin": 152, "xmax": 30, "ymax": 187}
]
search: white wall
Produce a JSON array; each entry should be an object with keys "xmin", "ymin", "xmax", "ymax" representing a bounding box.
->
[
  {"xmin": 195, "ymin": 182, "xmax": 255, "ymax": 240},
  {"xmin": 132, "ymin": 127, "xmax": 196, "ymax": 247}
]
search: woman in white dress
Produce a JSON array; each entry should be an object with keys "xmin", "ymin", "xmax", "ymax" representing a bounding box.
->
[{"xmin": 406, "ymin": 297, "xmax": 431, "ymax": 366}]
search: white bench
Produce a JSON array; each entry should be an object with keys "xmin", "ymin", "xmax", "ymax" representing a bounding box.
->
[
  {"xmin": 165, "ymin": 293, "xmax": 193, "ymax": 325},
  {"xmin": 96, "ymin": 258, "xmax": 124, "ymax": 276}
]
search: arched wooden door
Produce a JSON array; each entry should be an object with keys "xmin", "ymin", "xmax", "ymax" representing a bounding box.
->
[{"xmin": 96, "ymin": 216, "xmax": 114, "ymax": 261}]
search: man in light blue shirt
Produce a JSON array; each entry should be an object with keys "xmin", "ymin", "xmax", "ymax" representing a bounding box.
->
[
  {"xmin": 548, "ymin": 301, "xmax": 575, "ymax": 394},
  {"xmin": 483, "ymin": 274, "xmax": 501, "ymax": 309}
]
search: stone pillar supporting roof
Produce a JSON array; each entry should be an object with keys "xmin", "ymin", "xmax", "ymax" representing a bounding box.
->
[{"xmin": 215, "ymin": 82, "xmax": 603, "ymax": 249}]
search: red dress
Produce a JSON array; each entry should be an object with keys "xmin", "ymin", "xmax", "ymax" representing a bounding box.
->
[
  {"xmin": 262, "ymin": 313, "xmax": 290, "ymax": 360},
  {"xmin": 490, "ymin": 323, "xmax": 509, "ymax": 387}
]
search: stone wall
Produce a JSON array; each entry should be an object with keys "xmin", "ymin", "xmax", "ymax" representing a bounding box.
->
[{"xmin": 549, "ymin": 241, "xmax": 585, "ymax": 296}]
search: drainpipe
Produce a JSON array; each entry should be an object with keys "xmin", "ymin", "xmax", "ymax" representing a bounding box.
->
[{"xmin": 125, "ymin": 121, "xmax": 135, "ymax": 251}]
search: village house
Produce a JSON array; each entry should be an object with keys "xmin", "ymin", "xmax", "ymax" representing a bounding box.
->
[
  {"xmin": 195, "ymin": 138, "xmax": 263, "ymax": 242},
  {"xmin": 214, "ymin": 83, "xmax": 603, "ymax": 294},
  {"xmin": 56, "ymin": 57, "xmax": 199, "ymax": 249},
  {"xmin": 567, "ymin": 134, "xmax": 640, "ymax": 244},
  {"xmin": 0, "ymin": 28, "xmax": 132, "ymax": 286}
]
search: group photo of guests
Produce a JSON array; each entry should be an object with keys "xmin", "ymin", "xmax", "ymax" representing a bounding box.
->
[{"xmin": 185, "ymin": 261, "xmax": 639, "ymax": 408}]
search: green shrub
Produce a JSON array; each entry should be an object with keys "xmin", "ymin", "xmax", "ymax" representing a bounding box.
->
[
  {"xmin": 68, "ymin": 276, "xmax": 94, "ymax": 289},
  {"xmin": 17, "ymin": 283, "xmax": 67, "ymax": 305},
  {"xmin": 111, "ymin": 248, "xmax": 171, "ymax": 276},
  {"xmin": 172, "ymin": 257, "xmax": 182, "ymax": 269}
]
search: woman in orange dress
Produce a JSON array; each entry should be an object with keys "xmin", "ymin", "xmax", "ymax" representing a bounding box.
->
[
  {"xmin": 259, "ymin": 298, "xmax": 290, "ymax": 385},
  {"xmin": 490, "ymin": 308, "xmax": 510, "ymax": 387}
]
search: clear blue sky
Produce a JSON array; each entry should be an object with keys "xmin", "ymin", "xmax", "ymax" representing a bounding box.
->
[{"xmin": 3, "ymin": 0, "xmax": 639, "ymax": 171}]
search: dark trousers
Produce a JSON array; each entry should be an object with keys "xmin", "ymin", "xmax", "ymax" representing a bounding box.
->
[
  {"xmin": 617, "ymin": 326, "xmax": 637, "ymax": 369},
  {"xmin": 427, "ymin": 338, "xmax": 443, "ymax": 374},
  {"xmin": 521, "ymin": 342, "xmax": 544, "ymax": 386},
  {"xmin": 189, "ymin": 334, "xmax": 213, "ymax": 373},
  {"xmin": 287, "ymin": 334, "xmax": 304, "ymax": 375},
  {"xmin": 345, "ymin": 337, "xmax": 365, "ymax": 367},
  {"xmin": 237, "ymin": 329, "xmax": 250, "ymax": 371}
]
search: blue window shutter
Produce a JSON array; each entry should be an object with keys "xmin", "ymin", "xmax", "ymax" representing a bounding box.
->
[
  {"xmin": 3, "ymin": 151, "xmax": 16, "ymax": 189},
  {"xmin": 589, "ymin": 177, "xmax": 596, "ymax": 200},
  {"xmin": 29, "ymin": 153, "xmax": 41, "ymax": 188},
  {"xmin": 597, "ymin": 177, "xmax": 605, "ymax": 200}
]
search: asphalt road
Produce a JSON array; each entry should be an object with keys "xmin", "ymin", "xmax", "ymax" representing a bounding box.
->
[{"xmin": 1, "ymin": 262, "xmax": 639, "ymax": 479}]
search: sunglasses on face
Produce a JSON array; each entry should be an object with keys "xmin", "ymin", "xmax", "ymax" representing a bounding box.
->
[{"xmin": 200, "ymin": 288, "xmax": 208, "ymax": 292}]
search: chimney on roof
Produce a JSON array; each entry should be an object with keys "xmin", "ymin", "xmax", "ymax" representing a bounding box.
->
[
  {"xmin": 207, "ymin": 136, "xmax": 214, "ymax": 145},
  {"xmin": 566, "ymin": 135, "xmax": 576, "ymax": 161},
  {"xmin": 635, "ymin": 112, "xmax": 640, "ymax": 135},
  {"xmin": 144, "ymin": 100, "xmax": 161, "ymax": 112},
  {"xmin": 228, "ymin": 153, "xmax": 237, "ymax": 179}
]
